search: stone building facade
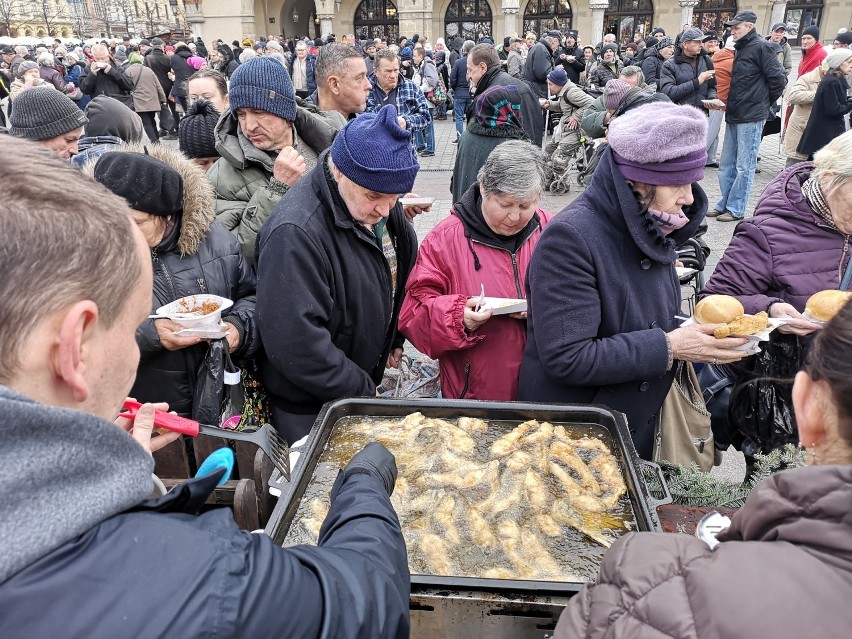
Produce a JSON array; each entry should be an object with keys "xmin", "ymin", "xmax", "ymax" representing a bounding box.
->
[{"xmin": 187, "ymin": 0, "xmax": 848, "ymax": 50}]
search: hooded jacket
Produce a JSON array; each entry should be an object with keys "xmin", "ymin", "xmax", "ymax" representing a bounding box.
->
[
  {"xmin": 83, "ymin": 144, "xmax": 258, "ymax": 415},
  {"xmin": 169, "ymin": 46, "xmax": 195, "ymax": 98},
  {"xmin": 0, "ymin": 386, "xmax": 410, "ymax": 638},
  {"xmin": 208, "ymin": 103, "xmax": 341, "ymax": 260},
  {"xmin": 703, "ymin": 162, "xmax": 851, "ymax": 314},
  {"xmin": 125, "ymin": 61, "xmax": 166, "ymax": 112},
  {"xmin": 400, "ymin": 183, "xmax": 551, "ymax": 400},
  {"xmin": 255, "ymin": 151, "xmax": 418, "ymax": 418},
  {"xmin": 555, "ymin": 464, "xmax": 852, "ymax": 638},
  {"xmin": 519, "ymin": 147, "xmax": 706, "ymax": 459},
  {"xmin": 71, "ymin": 95, "xmax": 144, "ymax": 166},
  {"xmin": 726, "ymin": 29, "xmax": 787, "ymax": 124},
  {"xmin": 659, "ymin": 51, "xmax": 717, "ymax": 107},
  {"xmin": 766, "ymin": 34, "xmax": 793, "ymax": 73},
  {"xmin": 640, "ymin": 48, "xmax": 667, "ymax": 87}
]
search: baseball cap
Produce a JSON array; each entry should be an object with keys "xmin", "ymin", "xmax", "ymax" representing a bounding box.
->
[
  {"xmin": 771, "ymin": 23, "xmax": 787, "ymax": 32},
  {"xmin": 725, "ymin": 11, "xmax": 758, "ymax": 26},
  {"xmin": 151, "ymin": 37, "xmax": 165, "ymax": 46},
  {"xmin": 682, "ymin": 27, "xmax": 704, "ymax": 42},
  {"xmin": 702, "ymin": 31, "xmax": 720, "ymax": 42}
]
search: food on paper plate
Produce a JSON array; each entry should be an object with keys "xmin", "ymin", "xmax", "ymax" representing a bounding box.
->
[
  {"xmin": 694, "ymin": 294, "xmax": 744, "ymax": 325},
  {"xmin": 694, "ymin": 295, "xmax": 769, "ymax": 338},
  {"xmin": 805, "ymin": 290, "xmax": 852, "ymax": 323},
  {"xmin": 176, "ymin": 298, "xmax": 221, "ymax": 315}
]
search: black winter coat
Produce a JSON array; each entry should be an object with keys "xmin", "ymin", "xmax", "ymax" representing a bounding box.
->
[
  {"xmin": 797, "ymin": 72, "xmax": 852, "ymax": 157},
  {"xmin": 92, "ymin": 145, "xmax": 259, "ymax": 416},
  {"xmin": 557, "ymin": 45, "xmax": 586, "ymax": 83},
  {"xmin": 641, "ymin": 50, "xmax": 665, "ymax": 87},
  {"xmin": 256, "ymin": 152, "xmax": 417, "ymax": 416},
  {"xmin": 144, "ymin": 48, "xmax": 173, "ymax": 95},
  {"xmin": 449, "ymin": 54, "xmax": 470, "ymax": 98},
  {"xmin": 79, "ymin": 59, "xmax": 134, "ymax": 103},
  {"xmin": 726, "ymin": 29, "xmax": 787, "ymax": 124},
  {"xmin": 469, "ymin": 65, "xmax": 544, "ymax": 146},
  {"xmin": 519, "ymin": 147, "xmax": 707, "ymax": 458},
  {"xmin": 659, "ymin": 52, "xmax": 716, "ymax": 107},
  {"xmin": 522, "ymin": 39, "xmax": 555, "ymax": 98},
  {"xmin": 170, "ymin": 47, "xmax": 195, "ymax": 98}
]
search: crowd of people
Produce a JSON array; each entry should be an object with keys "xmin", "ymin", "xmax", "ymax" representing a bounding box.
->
[{"xmin": 1, "ymin": 10, "xmax": 852, "ymax": 638}]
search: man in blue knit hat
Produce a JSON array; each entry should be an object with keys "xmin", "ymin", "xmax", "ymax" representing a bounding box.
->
[
  {"xmin": 207, "ymin": 56, "xmax": 343, "ymax": 259},
  {"xmin": 255, "ymin": 104, "xmax": 420, "ymax": 443}
]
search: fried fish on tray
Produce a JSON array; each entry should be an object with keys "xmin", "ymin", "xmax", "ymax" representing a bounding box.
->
[{"xmin": 286, "ymin": 413, "xmax": 636, "ymax": 582}]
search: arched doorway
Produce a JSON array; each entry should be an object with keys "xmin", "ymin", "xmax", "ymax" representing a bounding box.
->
[
  {"xmin": 523, "ymin": 0, "xmax": 572, "ymax": 39},
  {"xmin": 604, "ymin": 0, "xmax": 653, "ymax": 45},
  {"xmin": 784, "ymin": 0, "xmax": 822, "ymax": 46},
  {"xmin": 353, "ymin": 0, "xmax": 399, "ymax": 42},
  {"xmin": 692, "ymin": 0, "xmax": 737, "ymax": 36},
  {"xmin": 444, "ymin": 0, "xmax": 492, "ymax": 43}
]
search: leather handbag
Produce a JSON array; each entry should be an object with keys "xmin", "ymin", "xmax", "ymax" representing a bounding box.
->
[{"xmin": 655, "ymin": 360, "xmax": 715, "ymax": 471}]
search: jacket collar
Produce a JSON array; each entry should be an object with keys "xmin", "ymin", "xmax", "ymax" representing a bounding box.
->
[
  {"xmin": 583, "ymin": 146, "xmax": 707, "ymax": 263},
  {"xmin": 734, "ymin": 29, "xmax": 759, "ymax": 50}
]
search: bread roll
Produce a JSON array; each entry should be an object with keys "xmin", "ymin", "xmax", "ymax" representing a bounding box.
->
[
  {"xmin": 805, "ymin": 290, "xmax": 852, "ymax": 322},
  {"xmin": 694, "ymin": 295, "xmax": 744, "ymax": 325}
]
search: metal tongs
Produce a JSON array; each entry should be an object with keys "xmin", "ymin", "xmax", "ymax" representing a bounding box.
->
[
  {"xmin": 120, "ymin": 400, "xmax": 290, "ymax": 480},
  {"xmin": 474, "ymin": 283, "xmax": 486, "ymax": 313}
]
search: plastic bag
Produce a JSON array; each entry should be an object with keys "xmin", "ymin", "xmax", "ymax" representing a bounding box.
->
[
  {"xmin": 727, "ymin": 333, "xmax": 802, "ymax": 454},
  {"xmin": 377, "ymin": 354, "xmax": 440, "ymax": 398},
  {"xmin": 192, "ymin": 339, "xmax": 240, "ymax": 425}
]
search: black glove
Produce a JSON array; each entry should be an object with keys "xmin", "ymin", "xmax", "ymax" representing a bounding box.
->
[{"xmin": 342, "ymin": 442, "xmax": 398, "ymax": 496}]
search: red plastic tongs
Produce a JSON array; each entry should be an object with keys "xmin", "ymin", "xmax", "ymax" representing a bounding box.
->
[{"xmin": 120, "ymin": 400, "xmax": 201, "ymax": 436}]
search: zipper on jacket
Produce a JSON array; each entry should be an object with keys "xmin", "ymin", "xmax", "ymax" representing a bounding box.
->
[
  {"xmin": 196, "ymin": 278, "xmax": 208, "ymax": 294},
  {"xmin": 470, "ymin": 239, "xmax": 525, "ymax": 298},
  {"xmin": 459, "ymin": 362, "xmax": 471, "ymax": 399},
  {"xmin": 840, "ymin": 235, "xmax": 850, "ymax": 284},
  {"xmin": 151, "ymin": 249, "xmax": 178, "ymax": 301}
]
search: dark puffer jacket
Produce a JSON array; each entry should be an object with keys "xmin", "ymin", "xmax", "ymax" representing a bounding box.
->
[
  {"xmin": 519, "ymin": 147, "xmax": 706, "ymax": 459},
  {"xmin": 256, "ymin": 151, "xmax": 417, "ymax": 417},
  {"xmin": 85, "ymin": 144, "xmax": 258, "ymax": 415},
  {"xmin": 658, "ymin": 52, "xmax": 716, "ymax": 108},
  {"xmin": 555, "ymin": 464, "xmax": 852, "ymax": 638},
  {"xmin": 170, "ymin": 46, "xmax": 195, "ymax": 98},
  {"xmin": 703, "ymin": 163, "xmax": 851, "ymax": 313},
  {"xmin": 726, "ymin": 28, "xmax": 787, "ymax": 124},
  {"xmin": 522, "ymin": 38, "xmax": 555, "ymax": 98},
  {"xmin": 640, "ymin": 49, "xmax": 666, "ymax": 87}
]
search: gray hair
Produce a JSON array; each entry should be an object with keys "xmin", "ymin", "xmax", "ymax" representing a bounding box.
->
[
  {"xmin": 37, "ymin": 52, "xmax": 54, "ymax": 66},
  {"xmin": 15, "ymin": 45, "xmax": 27, "ymax": 55},
  {"xmin": 315, "ymin": 43, "xmax": 363, "ymax": 84},
  {"xmin": 812, "ymin": 129, "xmax": 852, "ymax": 199},
  {"xmin": 375, "ymin": 47, "xmax": 398, "ymax": 67},
  {"xmin": 620, "ymin": 65, "xmax": 645, "ymax": 85},
  {"xmin": 266, "ymin": 40, "xmax": 283, "ymax": 52},
  {"xmin": 295, "ymin": 41, "xmax": 307, "ymax": 51},
  {"xmin": 239, "ymin": 48, "xmax": 257, "ymax": 63},
  {"xmin": 477, "ymin": 140, "xmax": 547, "ymax": 199},
  {"xmin": 462, "ymin": 39, "xmax": 475, "ymax": 54}
]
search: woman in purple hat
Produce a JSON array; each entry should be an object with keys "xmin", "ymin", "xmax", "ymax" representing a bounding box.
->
[{"xmin": 519, "ymin": 102, "xmax": 749, "ymax": 459}]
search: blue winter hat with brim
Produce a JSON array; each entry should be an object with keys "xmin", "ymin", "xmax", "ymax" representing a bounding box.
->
[
  {"xmin": 228, "ymin": 56, "xmax": 296, "ymax": 121},
  {"xmin": 331, "ymin": 104, "xmax": 420, "ymax": 194}
]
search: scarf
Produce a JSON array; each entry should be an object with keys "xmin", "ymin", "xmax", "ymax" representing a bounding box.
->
[
  {"xmin": 648, "ymin": 207, "xmax": 690, "ymax": 236},
  {"xmin": 802, "ymin": 177, "xmax": 836, "ymax": 231}
]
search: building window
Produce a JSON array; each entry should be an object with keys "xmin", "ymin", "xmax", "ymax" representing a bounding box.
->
[
  {"xmin": 692, "ymin": 0, "xmax": 737, "ymax": 36},
  {"xmin": 784, "ymin": 1, "xmax": 822, "ymax": 46},
  {"xmin": 522, "ymin": 0, "xmax": 572, "ymax": 40},
  {"xmin": 604, "ymin": 0, "xmax": 653, "ymax": 45},
  {"xmin": 444, "ymin": 0, "xmax": 492, "ymax": 43},
  {"xmin": 353, "ymin": 0, "xmax": 399, "ymax": 43}
]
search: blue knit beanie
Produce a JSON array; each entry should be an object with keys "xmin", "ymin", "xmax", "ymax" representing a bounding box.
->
[
  {"xmin": 228, "ymin": 57, "xmax": 296, "ymax": 121},
  {"xmin": 547, "ymin": 67, "xmax": 568, "ymax": 85},
  {"xmin": 331, "ymin": 105, "xmax": 420, "ymax": 194}
]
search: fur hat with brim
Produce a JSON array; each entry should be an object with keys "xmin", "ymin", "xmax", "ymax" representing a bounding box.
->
[
  {"xmin": 607, "ymin": 102, "xmax": 707, "ymax": 185},
  {"xmin": 331, "ymin": 104, "xmax": 419, "ymax": 194}
]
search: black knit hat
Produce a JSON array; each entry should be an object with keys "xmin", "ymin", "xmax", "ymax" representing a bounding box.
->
[
  {"xmin": 93, "ymin": 152, "xmax": 183, "ymax": 217},
  {"xmin": 179, "ymin": 99, "xmax": 220, "ymax": 159},
  {"xmin": 802, "ymin": 25, "xmax": 820, "ymax": 40},
  {"xmin": 8, "ymin": 87, "xmax": 88, "ymax": 141}
]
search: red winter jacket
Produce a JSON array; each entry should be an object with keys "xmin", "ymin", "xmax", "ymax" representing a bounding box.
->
[{"xmin": 399, "ymin": 186, "xmax": 551, "ymax": 401}]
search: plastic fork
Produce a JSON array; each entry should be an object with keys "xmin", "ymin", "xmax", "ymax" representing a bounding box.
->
[
  {"xmin": 120, "ymin": 400, "xmax": 290, "ymax": 481},
  {"xmin": 474, "ymin": 283, "xmax": 486, "ymax": 313}
]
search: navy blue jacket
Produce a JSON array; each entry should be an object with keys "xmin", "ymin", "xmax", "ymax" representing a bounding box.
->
[
  {"xmin": 0, "ymin": 471, "xmax": 410, "ymax": 638},
  {"xmin": 256, "ymin": 151, "xmax": 417, "ymax": 417},
  {"xmin": 519, "ymin": 147, "xmax": 707, "ymax": 458},
  {"xmin": 726, "ymin": 29, "xmax": 787, "ymax": 124},
  {"xmin": 450, "ymin": 54, "xmax": 470, "ymax": 99}
]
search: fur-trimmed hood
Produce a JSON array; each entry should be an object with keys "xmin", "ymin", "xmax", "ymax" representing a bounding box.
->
[{"xmin": 81, "ymin": 143, "xmax": 215, "ymax": 256}]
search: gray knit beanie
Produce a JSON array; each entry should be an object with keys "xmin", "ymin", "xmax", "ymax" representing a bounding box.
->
[
  {"xmin": 9, "ymin": 88, "xmax": 88, "ymax": 141},
  {"xmin": 228, "ymin": 56, "xmax": 296, "ymax": 121},
  {"xmin": 16, "ymin": 60, "xmax": 39, "ymax": 78}
]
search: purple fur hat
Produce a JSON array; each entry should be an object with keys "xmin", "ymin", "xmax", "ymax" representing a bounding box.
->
[{"xmin": 607, "ymin": 102, "xmax": 707, "ymax": 185}]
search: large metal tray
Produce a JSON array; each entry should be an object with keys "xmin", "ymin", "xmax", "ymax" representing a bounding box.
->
[{"xmin": 265, "ymin": 398, "xmax": 671, "ymax": 595}]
